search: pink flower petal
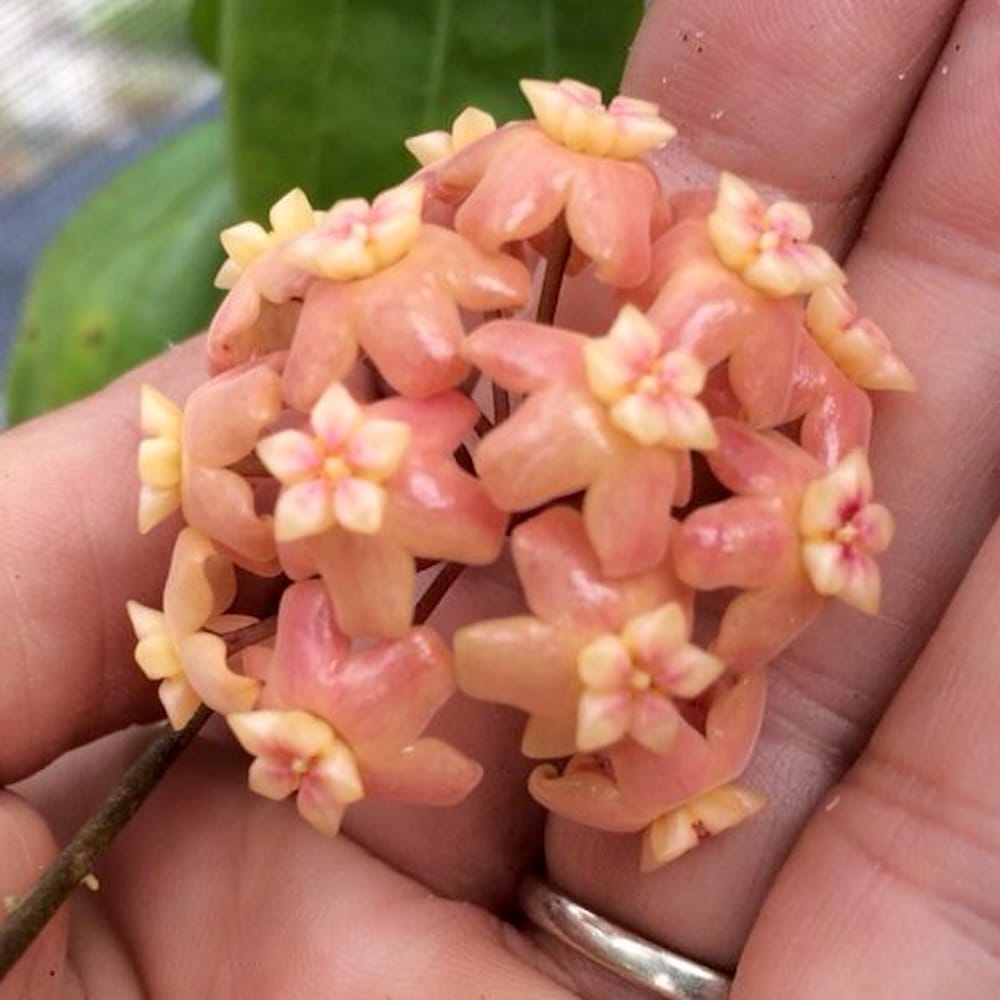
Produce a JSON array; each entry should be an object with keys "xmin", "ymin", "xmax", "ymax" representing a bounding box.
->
[
  {"xmin": 183, "ymin": 362, "xmax": 283, "ymax": 469},
  {"xmin": 713, "ymin": 582, "xmax": 825, "ymax": 673},
  {"xmin": 454, "ymin": 616, "xmax": 580, "ymax": 719},
  {"xmin": 708, "ymin": 419, "xmax": 823, "ymax": 497},
  {"xmin": 311, "ymin": 530, "xmax": 416, "ymax": 638},
  {"xmin": 247, "ymin": 756, "xmax": 299, "ymax": 800},
  {"xmin": 163, "ymin": 528, "xmax": 237, "ymax": 637},
  {"xmin": 674, "ymin": 495, "xmax": 799, "ymax": 590},
  {"xmin": 354, "ymin": 263, "xmax": 470, "ymax": 398},
  {"xmin": 565, "ymin": 158, "xmax": 659, "ymax": 287},
  {"xmin": 256, "ymin": 429, "xmax": 323, "ymax": 484},
  {"xmin": 178, "ymin": 632, "xmax": 260, "ymax": 715},
  {"xmin": 296, "ymin": 773, "xmax": 349, "ymax": 837},
  {"xmin": 281, "ymin": 282, "xmax": 359, "ymax": 411},
  {"xmin": 628, "ymin": 691, "xmax": 682, "ymax": 754},
  {"xmin": 274, "ymin": 479, "xmax": 336, "ymax": 542},
  {"xmin": 577, "ymin": 689, "xmax": 632, "ymax": 752},
  {"xmin": 311, "ymin": 383, "xmax": 363, "ymax": 451},
  {"xmin": 474, "ymin": 388, "xmax": 612, "ymax": 511},
  {"xmin": 410, "ymin": 225, "xmax": 532, "ymax": 312},
  {"xmin": 359, "ymin": 737, "xmax": 482, "ymax": 805},
  {"xmin": 207, "ymin": 274, "xmax": 263, "ymax": 370},
  {"xmin": 528, "ymin": 757, "xmax": 651, "ymax": 833},
  {"xmin": 367, "ymin": 390, "xmax": 477, "ymax": 452},
  {"xmin": 513, "ymin": 506, "xmax": 685, "ymax": 633},
  {"xmin": 728, "ymin": 316, "xmax": 801, "ymax": 428},
  {"xmin": 384, "ymin": 453, "xmax": 507, "ymax": 564},
  {"xmin": 463, "ymin": 320, "xmax": 586, "ymax": 392},
  {"xmin": 583, "ymin": 445, "xmax": 677, "ymax": 577}
]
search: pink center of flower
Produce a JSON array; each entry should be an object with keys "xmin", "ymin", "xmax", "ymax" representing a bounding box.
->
[
  {"xmin": 574, "ymin": 602, "xmax": 725, "ymax": 754},
  {"xmin": 584, "ymin": 305, "xmax": 718, "ymax": 450},
  {"xmin": 256, "ymin": 383, "xmax": 411, "ymax": 542},
  {"xmin": 799, "ymin": 450, "xmax": 894, "ymax": 614}
]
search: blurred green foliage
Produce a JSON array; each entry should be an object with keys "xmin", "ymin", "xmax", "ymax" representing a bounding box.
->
[{"xmin": 6, "ymin": 0, "xmax": 642, "ymax": 422}]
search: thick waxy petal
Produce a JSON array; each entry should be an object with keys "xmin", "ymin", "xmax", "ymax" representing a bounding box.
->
[
  {"xmin": 610, "ymin": 673, "xmax": 767, "ymax": 817},
  {"xmin": 565, "ymin": 157, "xmax": 660, "ymax": 287},
  {"xmin": 708, "ymin": 418, "xmax": 823, "ymax": 497},
  {"xmin": 312, "ymin": 530, "xmax": 416, "ymax": 638},
  {"xmin": 641, "ymin": 784, "xmax": 766, "ymax": 871},
  {"xmin": 256, "ymin": 429, "xmax": 323, "ymax": 484},
  {"xmin": 742, "ymin": 243, "xmax": 844, "ymax": 298},
  {"xmin": 799, "ymin": 448, "xmax": 874, "ymax": 536},
  {"xmin": 576, "ymin": 690, "xmax": 632, "ymax": 752},
  {"xmin": 409, "ymin": 225, "xmax": 532, "ymax": 312},
  {"xmin": 311, "ymin": 382, "xmax": 363, "ymax": 451},
  {"xmin": 609, "ymin": 392, "xmax": 716, "ymax": 450},
  {"xmin": 295, "ymin": 778, "xmax": 349, "ymax": 838},
  {"xmin": 177, "ymin": 631, "xmax": 260, "ymax": 716},
  {"xmin": 332, "ymin": 477, "xmax": 387, "ymax": 535},
  {"xmin": 474, "ymin": 388, "xmax": 612, "ymax": 511},
  {"xmin": 577, "ymin": 634, "xmax": 632, "ymax": 692},
  {"xmin": 622, "ymin": 602, "xmax": 685, "ymax": 664},
  {"xmin": 163, "ymin": 528, "xmax": 237, "ymax": 637},
  {"xmin": 728, "ymin": 319, "xmax": 800, "ymax": 428},
  {"xmin": 281, "ymin": 282, "xmax": 359, "ymax": 411},
  {"xmin": 452, "ymin": 126, "xmax": 572, "ymax": 250},
  {"xmin": 385, "ymin": 453, "xmax": 507, "ymax": 564},
  {"xmin": 675, "ymin": 496, "xmax": 799, "ymax": 590},
  {"xmin": 583, "ymin": 446, "xmax": 677, "ymax": 578},
  {"xmin": 628, "ymin": 691, "xmax": 682, "ymax": 754},
  {"xmin": 707, "ymin": 173, "xmax": 762, "ymax": 271},
  {"xmin": 529, "ymin": 757, "xmax": 654, "ymax": 833},
  {"xmin": 454, "ymin": 616, "xmax": 580, "ymax": 719},
  {"xmin": 183, "ymin": 362, "xmax": 283, "ymax": 469},
  {"xmin": 359, "ymin": 738, "xmax": 482, "ymax": 805},
  {"xmin": 367, "ymin": 390, "xmax": 477, "ymax": 453},
  {"xmin": 355, "ymin": 265, "xmax": 470, "ymax": 399},
  {"xmin": 712, "ymin": 582, "xmax": 825, "ymax": 673},
  {"xmin": 137, "ymin": 438, "xmax": 181, "ymax": 490},
  {"xmin": 463, "ymin": 321, "xmax": 586, "ymax": 392},
  {"xmin": 521, "ymin": 713, "xmax": 579, "ymax": 759},
  {"xmin": 207, "ymin": 272, "xmax": 264, "ymax": 369},
  {"xmin": 138, "ymin": 483, "xmax": 181, "ymax": 535},
  {"xmin": 273, "ymin": 479, "xmax": 336, "ymax": 542},
  {"xmin": 133, "ymin": 630, "xmax": 180, "ymax": 681},
  {"xmin": 228, "ymin": 708, "xmax": 337, "ymax": 764},
  {"xmin": 656, "ymin": 644, "xmax": 726, "ymax": 700},
  {"xmin": 512, "ymin": 506, "xmax": 684, "ymax": 633},
  {"xmin": 802, "ymin": 543, "xmax": 882, "ymax": 614},
  {"xmin": 182, "ymin": 466, "xmax": 278, "ymax": 571},
  {"xmin": 159, "ymin": 675, "xmax": 201, "ymax": 731}
]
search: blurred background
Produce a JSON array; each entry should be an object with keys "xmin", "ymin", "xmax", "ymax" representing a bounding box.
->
[
  {"xmin": 0, "ymin": 0, "xmax": 220, "ymax": 421},
  {"xmin": 0, "ymin": 0, "xmax": 641, "ymax": 427}
]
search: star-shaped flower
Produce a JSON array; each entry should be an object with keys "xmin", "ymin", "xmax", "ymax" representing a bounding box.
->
[
  {"xmin": 268, "ymin": 387, "xmax": 507, "ymax": 638},
  {"xmin": 126, "ymin": 528, "xmax": 261, "ymax": 728},
  {"xmin": 708, "ymin": 173, "xmax": 844, "ymax": 297},
  {"xmin": 229, "ymin": 580, "xmax": 481, "ymax": 836},
  {"xmin": 257, "ymin": 382, "xmax": 411, "ymax": 541},
  {"xmin": 805, "ymin": 283, "xmax": 916, "ymax": 392},
  {"xmin": 674, "ymin": 420, "xmax": 893, "ymax": 671},
  {"xmin": 208, "ymin": 188, "xmax": 322, "ymax": 370},
  {"xmin": 435, "ymin": 78, "xmax": 674, "ymax": 288},
  {"xmin": 455, "ymin": 506, "xmax": 695, "ymax": 758},
  {"xmin": 405, "ymin": 106, "xmax": 497, "ymax": 167},
  {"xmin": 465, "ymin": 305, "xmax": 702, "ymax": 577}
]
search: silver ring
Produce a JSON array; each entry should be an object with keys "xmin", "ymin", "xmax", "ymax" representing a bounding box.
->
[{"xmin": 519, "ymin": 877, "xmax": 731, "ymax": 999}]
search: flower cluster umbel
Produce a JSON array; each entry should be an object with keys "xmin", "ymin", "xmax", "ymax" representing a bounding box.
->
[{"xmin": 130, "ymin": 77, "xmax": 912, "ymax": 868}]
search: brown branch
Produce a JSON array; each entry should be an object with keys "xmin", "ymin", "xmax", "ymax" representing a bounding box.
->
[
  {"xmin": 414, "ymin": 561, "xmax": 465, "ymax": 624},
  {"xmin": 536, "ymin": 215, "xmax": 572, "ymax": 326},
  {"xmin": 0, "ymin": 615, "xmax": 276, "ymax": 982}
]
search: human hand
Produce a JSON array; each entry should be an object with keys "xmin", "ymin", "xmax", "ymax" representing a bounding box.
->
[{"xmin": 2, "ymin": 1, "xmax": 999, "ymax": 997}]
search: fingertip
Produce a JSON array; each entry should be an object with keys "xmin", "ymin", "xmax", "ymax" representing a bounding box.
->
[{"xmin": 0, "ymin": 791, "xmax": 66, "ymax": 999}]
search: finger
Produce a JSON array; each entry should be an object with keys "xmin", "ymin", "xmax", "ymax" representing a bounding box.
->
[
  {"xmin": 0, "ymin": 792, "xmax": 65, "ymax": 1000},
  {"xmin": 626, "ymin": 0, "xmax": 962, "ymax": 248},
  {"xmin": 547, "ymin": 0, "xmax": 999, "ymax": 971},
  {"xmin": 20, "ymin": 735, "xmax": 574, "ymax": 999},
  {"xmin": 0, "ymin": 337, "xmax": 209, "ymax": 783},
  {"xmin": 735, "ymin": 513, "xmax": 1000, "ymax": 998}
]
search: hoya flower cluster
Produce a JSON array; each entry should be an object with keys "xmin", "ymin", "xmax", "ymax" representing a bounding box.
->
[{"xmin": 129, "ymin": 77, "xmax": 912, "ymax": 869}]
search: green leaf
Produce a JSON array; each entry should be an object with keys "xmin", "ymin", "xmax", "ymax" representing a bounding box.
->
[
  {"xmin": 188, "ymin": 0, "xmax": 221, "ymax": 67},
  {"xmin": 221, "ymin": 0, "xmax": 643, "ymax": 220},
  {"xmin": 6, "ymin": 120, "xmax": 234, "ymax": 424}
]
